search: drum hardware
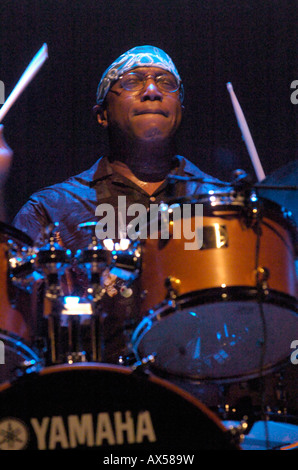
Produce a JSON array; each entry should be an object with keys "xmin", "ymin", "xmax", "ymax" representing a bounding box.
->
[
  {"xmin": 76, "ymin": 221, "xmax": 112, "ymax": 303},
  {"xmin": 13, "ymin": 358, "xmax": 41, "ymax": 377},
  {"xmin": 225, "ymin": 416, "xmax": 249, "ymax": 446},
  {"xmin": 231, "ymin": 169, "xmax": 253, "ymax": 188},
  {"xmin": 110, "ymin": 240, "xmax": 141, "ymax": 270},
  {"xmin": 73, "ymin": 235, "xmax": 110, "ymax": 363},
  {"xmin": 241, "ymin": 192, "xmax": 263, "ymax": 230},
  {"xmin": 37, "ymin": 224, "xmax": 72, "ymax": 301},
  {"xmin": 37, "ymin": 225, "xmax": 90, "ymax": 365},
  {"xmin": 109, "ymin": 240, "xmax": 141, "ymax": 298},
  {"xmin": 255, "ymin": 266, "xmax": 270, "ymax": 289},
  {"xmin": 131, "ymin": 353, "xmax": 156, "ymax": 376},
  {"xmin": 75, "ymin": 234, "xmax": 143, "ymax": 365},
  {"xmin": 260, "ymin": 369, "xmax": 296, "ymax": 425},
  {"xmin": 213, "ymin": 361, "xmax": 298, "ymax": 428},
  {"xmin": 8, "ymin": 242, "xmax": 37, "ymax": 280},
  {"xmin": 0, "ymin": 329, "xmax": 42, "ymax": 383},
  {"xmin": 117, "ymin": 351, "xmax": 137, "ymax": 366},
  {"xmin": 2, "ymin": 224, "xmax": 39, "ymax": 297},
  {"xmin": 38, "ymin": 231, "xmax": 71, "ymax": 360},
  {"xmin": 165, "ymin": 276, "xmax": 181, "ymax": 303},
  {"xmin": 66, "ymin": 351, "xmax": 87, "ymax": 364},
  {"xmin": 32, "ymin": 222, "xmax": 110, "ymax": 365},
  {"xmin": 105, "ymin": 242, "xmax": 143, "ymax": 361}
]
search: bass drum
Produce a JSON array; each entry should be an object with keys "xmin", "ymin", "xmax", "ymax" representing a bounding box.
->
[
  {"xmin": 0, "ymin": 363, "xmax": 239, "ymax": 451},
  {"xmin": 134, "ymin": 194, "xmax": 297, "ymax": 383}
]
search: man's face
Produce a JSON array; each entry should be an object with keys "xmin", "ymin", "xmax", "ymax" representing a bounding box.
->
[{"xmin": 99, "ymin": 66, "xmax": 183, "ymax": 142}]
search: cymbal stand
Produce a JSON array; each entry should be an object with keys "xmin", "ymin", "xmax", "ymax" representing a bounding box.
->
[
  {"xmin": 75, "ymin": 233, "xmax": 108, "ymax": 362},
  {"xmin": 37, "ymin": 226, "xmax": 71, "ymax": 364}
]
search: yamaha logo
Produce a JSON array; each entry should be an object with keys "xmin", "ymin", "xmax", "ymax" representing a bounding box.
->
[
  {"xmin": 0, "ymin": 418, "xmax": 29, "ymax": 450},
  {"xmin": 0, "ymin": 410, "xmax": 156, "ymax": 450}
]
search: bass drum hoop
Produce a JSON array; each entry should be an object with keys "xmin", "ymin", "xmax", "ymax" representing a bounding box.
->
[{"xmin": 0, "ymin": 363, "xmax": 240, "ymax": 450}]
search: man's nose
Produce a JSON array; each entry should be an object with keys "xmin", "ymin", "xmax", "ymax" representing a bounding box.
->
[{"xmin": 140, "ymin": 80, "xmax": 163, "ymax": 101}]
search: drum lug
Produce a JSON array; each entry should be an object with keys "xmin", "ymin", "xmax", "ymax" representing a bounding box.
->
[
  {"xmin": 131, "ymin": 353, "xmax": 156, "ymax": 376},
  {"xmin": 254, "ymin": 266, "xmax": 270, "ymax": 291},
  {"xmin": 14, "ymin": 358, "xmax": 42, "ymax": 378},
  {"xmin": 66, "ymin": 351, "xmax": 87, "ymax": 364},
  {"xmin": 165, "ymin": 276, "xmax": 181, "ymax": 300},
  {"xmin": 140, "ymin": 289, "xmax": 148, "ymax": 299},
  {"xmin": 118, "ymin": 352, "xmax": 136, "ymax": 366}
]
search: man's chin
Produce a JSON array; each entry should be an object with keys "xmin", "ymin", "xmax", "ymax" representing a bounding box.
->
[{"xmin": 134, "ymin": 126, "xmax": 167, "ymax": 142}]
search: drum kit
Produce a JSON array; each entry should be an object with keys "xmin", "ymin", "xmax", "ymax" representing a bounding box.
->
[
  {"xmin": 0, "ymin": 167, "xmax": 297, "ymax": 451},
  {"xmin": 0, "ymin": 45, "xmax": 296, "ymax": 450}
]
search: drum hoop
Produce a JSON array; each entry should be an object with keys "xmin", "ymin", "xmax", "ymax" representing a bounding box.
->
[
  {"xmin": 134, "ymin": 287, "xmax": 297, "ymax": 344},
  {"xmin": 0, "ymin": 328, "xmax": 41, "ymax": 360},
  {"xmin": 165, "ymin": 195, "xmax": 297, "ymax": 239},
  {"xmin": 147, "ymin": 357, "xmax": 291, "ymax": 385},
  {"xmin": 173, "ymin": 286, "xmax": 297, "ymax": 312},
  {"xmin": 139, "ymin": 286, "xmax": 297, "ymax": 323},
  {"xmin": 0, "ymin": 221, "xmax": 33, "ymax": 246},
  {"xmin": 0, "ymin": 362, "xmax": 230, "ymax": 436}
]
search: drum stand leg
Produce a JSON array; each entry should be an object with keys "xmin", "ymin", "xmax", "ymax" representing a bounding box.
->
[
  {"xmin": 90, "ymin": 309, "xmax": 103, "ymax": 363},
  {"xmin": 47, "ymin": 304, "xmax": 62, "ymax": 365},
  {"xmin": 88, "ymin": 271, "xmax": 107, "ymax": 363},
  {"xmin": 66, "ymin": 314, "xmax": 88, "ymax": 364}
]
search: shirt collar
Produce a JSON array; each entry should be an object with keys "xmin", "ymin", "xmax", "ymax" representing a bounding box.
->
[{"xmin": 90, "ymin": 155, "xmax": 196, "ymax": 187}]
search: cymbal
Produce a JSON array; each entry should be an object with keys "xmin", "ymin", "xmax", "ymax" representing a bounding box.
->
[{"xmin": 257, "ymin": 160, "xmax": 298, "ymax": 226}]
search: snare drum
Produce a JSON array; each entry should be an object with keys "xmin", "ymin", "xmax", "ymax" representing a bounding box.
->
[
  {"xmin": 134, "ymin": 194, "xmax": 297, "ymax": 382},
  {"xmin": 0, "ymin": 363, "xmax": 239, "ymax": 450}
]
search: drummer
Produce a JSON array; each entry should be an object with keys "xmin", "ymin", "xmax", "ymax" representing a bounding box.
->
[
  {"xmin": 0, "ymin": 45, "xmax": 225, "ymax": 362},
  {"xmin": 10, "ymin": 45, "xmax": 224, "ymax": 251}
]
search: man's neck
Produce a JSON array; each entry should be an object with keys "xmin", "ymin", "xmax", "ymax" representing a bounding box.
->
[{"xmin": 108, "ymin": 135, "xmax": 176, "ymax": 182}]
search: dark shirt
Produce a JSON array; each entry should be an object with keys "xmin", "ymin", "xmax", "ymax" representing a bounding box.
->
[{"xmin": 13, "ymin": 155, "xmax": 223, "ymax": 253}]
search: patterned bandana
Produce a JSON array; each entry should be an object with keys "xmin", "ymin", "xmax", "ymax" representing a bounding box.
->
[{"xmin": 96, "ymin": 45, "xmax": 184, "ymax": 105}]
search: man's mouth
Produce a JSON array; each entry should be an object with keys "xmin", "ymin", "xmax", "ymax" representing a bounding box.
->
[{"xmin": 134, "ymin": 109, "xmax": 168, "ymax": 117}]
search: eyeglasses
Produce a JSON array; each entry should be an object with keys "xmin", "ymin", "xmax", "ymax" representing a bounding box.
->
[{"xmin": 117, "ymin": 71, "xmax": 180, "ymax": 94}]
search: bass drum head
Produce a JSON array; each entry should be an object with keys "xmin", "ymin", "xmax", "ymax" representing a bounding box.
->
[
  {"xmin": 133, "ymin": 288, "xmax": 297, "ymax": 382},
  {"xmin": 0, "ymin": 329, "xmax": 41, "ymax": 383},
  {"xmin": 0, "ymin": 364, "xmax": 239, "ymax": 451}
]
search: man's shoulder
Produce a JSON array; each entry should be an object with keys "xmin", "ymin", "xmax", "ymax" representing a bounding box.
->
[
  {"xmin": 177, "ymin": 155, "xmax": 225, "ymax": 184},
  {"xmin": 28, "ymin": 157, "xmax": 104, "ymax": 202}
]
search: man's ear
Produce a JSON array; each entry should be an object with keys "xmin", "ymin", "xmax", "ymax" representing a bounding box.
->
[{"xmin": 92, "ymin": 105, "xmax": 108, "ymax": 128}]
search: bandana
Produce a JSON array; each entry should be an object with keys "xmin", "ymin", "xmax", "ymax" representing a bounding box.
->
[{"xmin": 96, "ymin": 45, "xmax": 184, "ymax": 105}]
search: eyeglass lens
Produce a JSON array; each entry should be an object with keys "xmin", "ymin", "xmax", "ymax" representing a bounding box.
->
[{"xmin": 120, "ymin": 72, "xmax": 179, "ymax": 92}]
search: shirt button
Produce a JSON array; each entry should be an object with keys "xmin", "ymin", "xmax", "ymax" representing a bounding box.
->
[{"xmin": 149, "ymin": 196, "xmax": 156, "ymax": 202}]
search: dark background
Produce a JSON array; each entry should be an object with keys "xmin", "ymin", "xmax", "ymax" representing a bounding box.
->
[{"xmin": 0, "ymin": 0, "xmax": 297, "ymax": 223}]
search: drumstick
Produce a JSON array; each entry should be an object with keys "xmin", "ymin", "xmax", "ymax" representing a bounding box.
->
[
  {"xmin": 226, "ymin": 82, "xmax": 266, "ymax": 182},
  {"xmin": 0, "ymin": 43, "xmax": 48, "ymax": 123}
]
